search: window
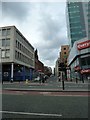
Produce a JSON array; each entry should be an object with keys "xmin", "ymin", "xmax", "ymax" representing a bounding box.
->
[
  {"xmin": 1, "ymin": 50, "xmax": 5, "ymax": 58},
  {"xmin": 7, "ymin": 28, "xmax": 11, "ymax": 35},
  {"xmin": 64, "ymin": 48, "xmax": 66, "ymax": 50},
  {"xmin": 6, "ymin": 49, "xmax": 10, "ymax": 57},
  {"xmin": 2, "ymin": 29, "xmax": 6, "ymax": 36},
  {"xmin": 16, "ymin": 40, "xmax": 18, "ymax": 47},
  {"xmin": 0, "ymin": 29, "xmax": 2, "ymax": 36},
  {"xmin": 2, "ymin": 39, "xmax": 5, "ymax": 46},
  {"xmin": 2, "ymin": 38, "xmax": 10, "ymax": 46},
  {"xmin": 64, "ymin": 52, "xmax": 66, "ymax": 54}
]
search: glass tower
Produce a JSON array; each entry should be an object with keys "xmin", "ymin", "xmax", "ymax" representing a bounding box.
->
[{"xmin": 66, "ymin": 1, "xmax": 89, "ymax": 48}]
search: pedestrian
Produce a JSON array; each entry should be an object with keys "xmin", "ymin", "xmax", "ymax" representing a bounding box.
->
[
  {"xmin": 58, "ymin": 76, "xmax": 61, "ymax": 82},
  {"xmin": 42, "ymin": 75, "xmax": 45, "ymax": 83},
  {"xmin": 76, "ymin": 77, "xmax": 78, "ymax": 83},
  {"xmin": 39, "ymin": 74, "xmax": 42, "ymax": 84}
]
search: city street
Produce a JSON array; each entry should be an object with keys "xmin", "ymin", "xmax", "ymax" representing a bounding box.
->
[
  {"xmin": 2, "ymin": 92, "xmax": 88, "ymax": 118},
  {"xmin": 2, "ymin": 76, "xmax": 89, "ymax": 91},
  {"xmin": 1, "ymin": 76, "xmax": 90, "ymax": 119},
  {"xmin": 1, "ymin": 1, "xmax": 90, "ymax": 120}
]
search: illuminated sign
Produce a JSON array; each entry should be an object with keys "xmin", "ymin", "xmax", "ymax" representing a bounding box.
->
[{"xmin": 77, "ymin": 40, "xmax": 90, "ymax": 50}]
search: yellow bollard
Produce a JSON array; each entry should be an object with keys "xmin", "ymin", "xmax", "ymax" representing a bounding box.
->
[{"xmin": 25, "ymin": 79, "xmax": 28, "ymax": 84}]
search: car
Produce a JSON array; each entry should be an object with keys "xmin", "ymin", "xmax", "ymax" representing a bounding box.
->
[{"xmin": 34, "ymin": 76, "xmax": 40, "ymax": 82}]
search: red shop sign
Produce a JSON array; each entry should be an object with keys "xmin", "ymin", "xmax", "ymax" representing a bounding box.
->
[
  {"xmin": 74, "ymin": 66, "xmax": 80, "ymax": 71},
  {"xmin": 77, "ymin": 40, "xmax": 90, "ymax": 50},
  {"xmin": 81, "ymin": 69, "xmax": 90, "ymax": 74}
]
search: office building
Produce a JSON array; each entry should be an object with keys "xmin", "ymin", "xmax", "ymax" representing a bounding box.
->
[
  {"xmin": 0, "ymin": 26, "xmax": 35, "ymax": 81},
  {"xmin": 66, "ymin": 1, "xmax": 89, "ymax": 48},
  {"xmin": 67, "ymin": 1, "xmax": 90, "ymax": 81},
  {"xmin": 68, "ymin": 38, "xmax": 90, "ymax": 81}
]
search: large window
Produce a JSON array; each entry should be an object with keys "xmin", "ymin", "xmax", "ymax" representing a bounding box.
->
[
  {"xmin": 2, "ymin": 38, "xmax": 10, "ymax": 46},
  {"xmin": 1, "ymin": 49, "xmax": 10, "ymax": 58},
  {"xmin": 81, "ymin": 56, "xmax": 90, "ymax": 66},
  {"xmin": 2, "ymin": 28, "xmax": 11, "ymax": 36},
  {"xmin": 6, "ymin": 49, "xmax": 10, "ymax": 57},
  {"xmin": 1, "ymin": 50, "xmax": 5, "ymax": 58}
]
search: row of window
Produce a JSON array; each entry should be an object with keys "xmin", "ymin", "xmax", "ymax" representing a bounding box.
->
[
  {"xmin": 69, "ymin": 10, "xmax": 80, "ymax": 14},
  {"xmin": 15, "ymin": 50, "xmax": 34, "ymax": 66},
  {"xmin": 71, "ymin": 31, "xmax": 85, "ymax": 35},
  {"xmin": 0, "ymin": 28, "xmax": 11, "ymax": 36},
  {"xmin": 16, "ymin": 31, "xmax": 34, "ymax": 52},
  {"xmin": 1, "ymin": 49, "xmax": 10, "ymax": 58},
  {"xmin": 16, "ymin": 40, "xmax": 33, "ymax": 58}
]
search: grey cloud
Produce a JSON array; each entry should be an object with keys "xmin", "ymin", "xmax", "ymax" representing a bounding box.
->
[
  {"xmin": 2, "ymin": 2, "xmax": 30, "ymax": 21},
  {"xmin": 35, "ymin": 3, "xmax": 68, "ymax": 65}
]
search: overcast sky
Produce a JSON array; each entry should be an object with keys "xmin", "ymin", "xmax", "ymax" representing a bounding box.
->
[{"xmin": 0, "ymin": 0, "xmax": 68, "ymax": 70}]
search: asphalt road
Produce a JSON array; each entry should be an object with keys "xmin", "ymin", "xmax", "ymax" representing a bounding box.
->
[
  {"xmin": 1, "ymin": 76, "xmax": 89, "ymax": 119},
  {"xmin": 1, "ymin": 91, "xmax": 89, "ymax": 119}
]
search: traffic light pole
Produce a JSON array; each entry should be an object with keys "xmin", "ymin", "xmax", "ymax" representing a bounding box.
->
[{"xmin": 61, "ymin": 71, "xmax": 65, "ymax": 90}]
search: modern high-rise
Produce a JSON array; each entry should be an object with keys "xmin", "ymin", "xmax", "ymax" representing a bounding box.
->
[
  {"xmin": 66, "ymin": 0, "xmax": 90, "ymax": 48},
  {"xmin": 66, "ymin": 1, "xmax": 90, "ymax": 81}
]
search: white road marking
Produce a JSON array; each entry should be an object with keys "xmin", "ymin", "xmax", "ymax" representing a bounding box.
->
[{"xmin": 0, "ymin": 111, "xmax": 62, "ymax": 117}]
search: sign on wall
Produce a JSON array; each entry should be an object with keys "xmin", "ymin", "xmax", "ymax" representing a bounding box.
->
[{"xmin": 77, "ymin": 40, "xmax": 90, "ymax": 50}]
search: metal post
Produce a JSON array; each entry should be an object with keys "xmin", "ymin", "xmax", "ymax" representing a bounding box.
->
[
  {"xmin": 0, "ymin": 47, "xmax": 2, "ymax": 120},
  {"xmin": 0, "ymin": 48, "xmax": 2, "ymax": 84},
  {"xmin": 75, "ymin": 72, "xmax": 78, "ymax": 83},
  {"xmin": 61, "ymin": 71, "xmax": 65, "ymax": 90},
  {"xmin": 11, "ymin": 63, "xmax": 14, "ymax": 82}
]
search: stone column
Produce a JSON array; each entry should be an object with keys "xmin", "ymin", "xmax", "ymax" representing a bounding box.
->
[{"xmin": 11, "ymin": 63, "xmax": 14, "ymax": 82}]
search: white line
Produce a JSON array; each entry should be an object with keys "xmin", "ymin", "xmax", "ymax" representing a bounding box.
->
[{"xmin": 0, "ymin": 111, "xmax": 62, "ymax": 117}]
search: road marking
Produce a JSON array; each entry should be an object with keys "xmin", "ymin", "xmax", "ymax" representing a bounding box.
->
[
  {"xmin": 48, "ymin": 95, "xmax": 89, "ymax": 97},
  {"xmin": 0, "ymin": 111, "xmax": 62, "ymax": 117}
]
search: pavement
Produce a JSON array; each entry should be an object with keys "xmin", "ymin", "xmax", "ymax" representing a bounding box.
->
[{"xmin": 1, "ymin": 80, "xmax": 90, "ymax": 92}]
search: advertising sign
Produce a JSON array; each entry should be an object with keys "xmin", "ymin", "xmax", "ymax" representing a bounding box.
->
[
  {"xmin": 77, "ymin": 40, "xmax": 90, "ymax": 50},
  {"xmin": 81, "ymin": 69, "xmax": 90, "ymax": 74}
]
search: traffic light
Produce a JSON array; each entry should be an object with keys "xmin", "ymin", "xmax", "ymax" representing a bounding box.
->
[{"xmin": 59, "ymin": 62, "xmax": 66, "ymax": 71}]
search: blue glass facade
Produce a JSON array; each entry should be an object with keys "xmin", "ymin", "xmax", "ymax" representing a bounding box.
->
[{"xmin": 67, "ymin": 2, "xmax": 87, "ymax": 47}]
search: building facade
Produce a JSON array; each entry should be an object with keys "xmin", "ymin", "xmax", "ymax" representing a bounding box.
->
[
  {"xmin": 0, "ymin": 26, "xmax": 35, "ymax": 81},
  {"xmin": 68, "ymin": 38, "xmax": 90, "ymax": 81},
  {"xmin": 33, "ymin": 49, "xmax": 44, "ymax": 78},
  {"xmin": 66, "ymin": 1, "xmax": 89, "ymax": 48},
  {"xmin": 60, "ymin": 45, "xmax": 69, "ymax": 66},
  {"xmin": 66, "ymin": 1, "xmax": 90, "ymax": 81}
]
